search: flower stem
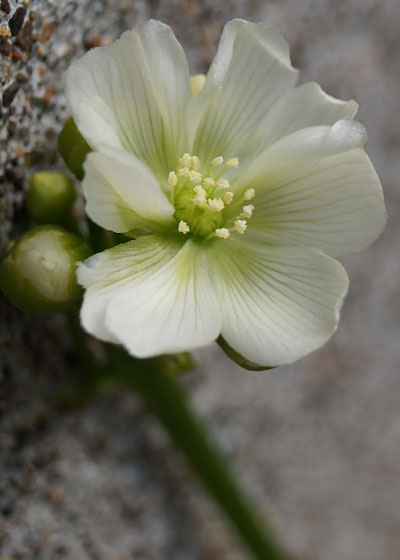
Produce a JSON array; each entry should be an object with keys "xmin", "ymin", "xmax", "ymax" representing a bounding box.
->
[{"xmin": 106, "ymin": 346, "xmax": 291, "ymax": 560}]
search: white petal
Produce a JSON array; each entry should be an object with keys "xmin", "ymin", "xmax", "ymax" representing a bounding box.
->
[
  {"xmin": 210, "ymin": 239, "xmax": 349, "ymax": 367},
  {"xmin": 236, "ymin": 122, "xmax": 386, "ymax": 257},
  {"xmin": 82, "ymin": 147, "xmax": 174, "ymax": 233},
  {"xmin": 78, "ymin": 235, "xmax": 222, "ymax": 357},
  {"xmin": 241, "ymin": 82, "xmax": 358, "ymax": 158},
  {"xmin": 188, "ymin": 19, "xmax": 298, "ymax": 161},
  {"xmin": 66, "ymin": 20, "xmax": 191, "ymax": 179}
]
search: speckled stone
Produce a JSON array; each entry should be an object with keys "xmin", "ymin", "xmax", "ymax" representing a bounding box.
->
[{"xmin": 1, "ymin": 1, "xmax": 400, "ymax": 559}]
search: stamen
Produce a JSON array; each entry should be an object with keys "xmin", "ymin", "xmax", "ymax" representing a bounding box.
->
[
  {"xmin": 207, "ymin": 198, "xmax": 225, "ymax": 212},
  {"xmin": 227, "ymin": 157, "xmax": 239, "ymax": 168},
  {"xmin": 178, "ymin": 221, "xmax": 190, "ymax": 234},
  {"xmin": 203, "ymin": 177, "xmax": 215, "ymax": 189},
  {"xmin": 234, "ymin": 219, "xmax": 247, "ymax": 234},
  {"xmin": 191, "ymin": 156, "xmax": 200, "ymax": 170},
  {"xmin": 193, "ymin": 186, "xmax": 206, "ymax": 198},
  {"xmin": 223, "ymin": 192, "xmax": 234, "ymax": 204},
  {"xmin": 168, "ymin": 171, "xmax": 177, "ymax": 186},
  {"xmin": 215, "ymin": 228, "xmax": 230, "ymax": 239},
  {"xmin": 189, "ymin": 170, "xmax": 202, "ymax": 184},
  {"xmin": 244, "ymin": 188, "xmax": 255, "ymax": 201},
  {"xmin": 180, "ymin": 153, "xmax": 192, "ymax": 167},
  {"xmin": 178, "ymin": 167, "xmax": 190, "ymax": 177},
  {"xmin": 211, "ymin": 156, "xmax": 224, "ymax": 168},
  {"xmin": 216, "ymin": 178, "xmax": 230, "ymax": 189},
  {"xmin": 242, "ymin": 204, "xmax": 254, "ymax": 218}
]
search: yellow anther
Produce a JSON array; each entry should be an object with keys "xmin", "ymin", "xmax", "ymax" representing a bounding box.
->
[
  {"xmin": 191, "ymin": 156, "xmax": 201, "ymax": 170},
  {"xmin": 190, "ymin": 74, "xmax": 206, "ymax": 96},
  {"xmin": 215, "ymin": 228, "xmax": 230, "ymax": 239},
  {"xmin": 178, "ymin": 221, "xmax": 190, "ymax": 234},
  {"xmin": 203, "ymin": 177, "xmax": 215, "ymax": 189},
  {"xmin": 180, "ymin": 153, "xmax": 193, "ymax": 167},
  {"xmin": 227, "ymin": 157, "xmax": 239, "ymax": 168},
  {"xmin": 242, "ymin": 204, "xmax": 254, "ymax": 218},
  {"xmin": 223, "ymin": 191, "xmax": 234, "ymax": 204},
  {"xmin": 178, "ymin": 167, "xmax": 190, "ymax": 177},
  {"xmin": 207, "ymin": 198, "xmax": 225, "ymax": 212},
  {"xmin": 234, "ymin": 219, "xmax": 247, "ymax": 234},
  {"xmin": 244, "ymin": 188, "xmax": 255, "ymax": 201},
  {"xmin": 189, "ymin": 170, "xmax": 202, "ymax": 184},
  {"xmin": 217, "ymin": 178, "xmax": 230, "ymax": 189},
  {"xmin": 211, "ymin": 156, "xmax": 224, "ymax": 168},
  {"xmin": 168, "ymin": 171, "xmax": 177, "ymax": 186}
]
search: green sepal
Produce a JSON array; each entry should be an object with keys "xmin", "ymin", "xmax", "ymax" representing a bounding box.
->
[
  {"xmin": 217, "ymin": 336, "xmax": 276, "ymax": 372},
  {"xmin": 27, "ymin": 171, "xmax": 75, "ymax": 224},
  {"xmin": 157, "ymin": 353, "xmax": 195, "ymax": 377},
  {"xmin": 58, "ymin": 117, "xmax": 92, "ymax": 180},
  {"xmin": 0, "ymin": 225, "xmax": 92, "ymax": 314}
]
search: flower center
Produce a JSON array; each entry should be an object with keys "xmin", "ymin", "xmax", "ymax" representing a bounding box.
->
[{"xmin": 167, "ymin": 153, "xmax": 255, "ymax": 240}]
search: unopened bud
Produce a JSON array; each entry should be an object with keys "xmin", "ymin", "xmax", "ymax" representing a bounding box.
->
[
  {"xmin": 27, "ymin": 171, "xmax": 75, "ymax": 224},
  {"xmin": 0, "ymin": 226, "xmax": 91, "ymax": 313}
]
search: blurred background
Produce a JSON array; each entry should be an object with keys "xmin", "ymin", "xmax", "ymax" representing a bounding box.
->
[{"xmin": 0, "ymin": 0, "xmax": 399, "ymax": 558}]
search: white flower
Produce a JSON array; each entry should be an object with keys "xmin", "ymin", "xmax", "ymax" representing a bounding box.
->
[{"xmin": 66, "ymin": 19, "xmax": 386, "ymax": 368}]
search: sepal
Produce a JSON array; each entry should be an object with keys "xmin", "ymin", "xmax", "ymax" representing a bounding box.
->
[
  {"xmin": 58, "ymin": 117, "xmax": 91, "ymax": 180},
  {"xmin": 217, "ymin": 336, "xmax": 275, "ymax": 372}
]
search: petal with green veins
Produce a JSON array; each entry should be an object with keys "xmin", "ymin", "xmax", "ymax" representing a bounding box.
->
[
  {"xmin": 83, "ymin": 146, "xmax": 175, "ymax": 234},
  {"xmin": 78, "ymin": 235, "xmax": 222, "ymax": 356},
  {"xmin": 210, "ymin": 238, "xmax": 349, "ymax": 367},
  {"xmin": 66, "ymin": 20, "xmax": 191, "ymax": 180}
]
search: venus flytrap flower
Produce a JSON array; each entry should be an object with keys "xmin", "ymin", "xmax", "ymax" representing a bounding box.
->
[{"xmin": 66, "ymin": 19, "xmax": 386, "ymax": 369}]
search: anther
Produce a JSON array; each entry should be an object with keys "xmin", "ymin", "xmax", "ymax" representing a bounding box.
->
[
  {"xmin": 193, "ymin": 186, "xmax": 206, "ymax": 198},
  {"xmin": 189, "ymin": 170, "xmax": 202, "ymax": 184},
  {"xmin": 180, "ymin": 153, "xmax": 192, "ymax": 167},
  {"xmin": 191, "ymin": 156, "xmax": 200, "ymax": 170},
  {"xmin": 217, "ymin": 178, "xmax": 230, "ymax": 189},
  {"xmin": 178, "ymin": 221, "xmax": 190, "ymax": 234},
  {"xmin": 227, "ymin": 157, "xmax": 239, "ymax": 168},
  {"xmin": 223, "ymin": 192, "xmax": 234, "ymax": 204},
  {"xmin": 211, "ymin": 156, "xmax": 224, "ymax": 168},
  {"xmin": 168, "ymin": 171, "xmax": 177, "ymax": 186},
  {"xmin": 207, "ymin": 198, "xmax": 225, "ymax": 212},
  {"xmin": 203, "ymin": 177, "xmax": 215, "ymax": 189},
  {"xmin": 244, "ymin": 188, "xmax": 255, "ymax": 201},
  {"xmin": 242, "ymin": 204, "xmax": 254, "ymax": 218},
  {"xmin": 234, "ymin": 219, "xmax": 247, "ymax": 234},
  {"xmin": 215, "ymin": 228, "xmax": 230, "ymax": 239},
  {"xmin": 178, "ymin": 167, "xmax": 189, "ymax": 177}
]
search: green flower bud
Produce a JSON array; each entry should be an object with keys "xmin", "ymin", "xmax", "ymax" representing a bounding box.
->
[
  {"xmin": 58, "ymin": 117, "xmax": 92, "ymax": 180},
  {"xmin": 0, "ymin": 226, "xmax": 92, "ymax": 313},
  {"xmin": 27, "ymin": 171, "xmax": 75, "ymax": 224}
]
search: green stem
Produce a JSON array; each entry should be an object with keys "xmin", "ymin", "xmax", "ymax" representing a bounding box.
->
[{"xmin": 107, "ymin": 347, "xmax": 291, "ymax": 560}]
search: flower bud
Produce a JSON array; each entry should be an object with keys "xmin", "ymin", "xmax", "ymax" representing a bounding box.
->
[
  {"xmin": 0, "ymin": 226, "xmax": 92, "ymax": 313},
  {"xmin": 27, "ymin": 171, "xmax": 75, "ymax": 224}
]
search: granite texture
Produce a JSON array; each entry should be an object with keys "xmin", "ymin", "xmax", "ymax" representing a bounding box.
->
[{"xmin": 1, "ymin": 1, "xmax": 399, "ymax": 559}]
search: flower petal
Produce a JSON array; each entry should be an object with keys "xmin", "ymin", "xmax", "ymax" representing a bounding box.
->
[
  {"xmin": 82, "ymin": 147, "xmax": 174, "ymax": 233},
  {"xmin": 240, "ymin": 82, "xmax": 358, "ymax": 158},
  {"xmin": 66, "ymin": 20, "xmax": 191, "ymax": 179},
  {"xmin": 235, "ymin": 121, "xmax": 386, "ymax": 257},
  {"xmin": 210, "ymin": 239, "xmax": 349, "ymax": 367},
  {"xmin": 188, "ymin": 19, "xmax": 298, "ymax": 161},
  {"xmin": 77, "ymin": 235, "xmax": 222, "ymax": 357}
]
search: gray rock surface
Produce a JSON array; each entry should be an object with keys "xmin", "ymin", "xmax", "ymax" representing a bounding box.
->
[{"xmin": 1, "ymin": 1, "xmax": 399, "ymax": 559}]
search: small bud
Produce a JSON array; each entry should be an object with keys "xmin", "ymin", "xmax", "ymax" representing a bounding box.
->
[
  {"xmin": 0, "ymin": 226, "xmax": 92, "ymax": 313},
  {"xmin": 27, "ymin": 171, "xmax": 75, "ymax": 224},
  {"xmin": 190, "ymin": 74, "xmax": 206, "ymax": 96}
]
